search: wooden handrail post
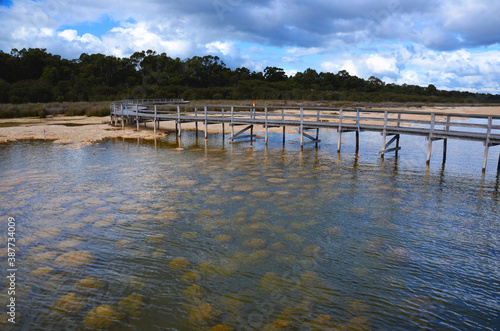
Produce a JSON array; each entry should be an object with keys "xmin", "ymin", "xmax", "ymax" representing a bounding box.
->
[
  {"xmin": 204, "ymin": 106, "xmax": 208, "ymax": 140},
  {"xmin": 426, "ymin": 113, "xmax": 435, "ymax": 165},
  {"xmin": 300, "ymin": 107, "xmax": 304, "ymax": 147},
  {"xmin": 482, "ymin": 116, "xmax": 492, "ymax": 172},
  {"xmin": 380, "ymin": 111, "xmax": 388, "ymax": 158},
  {"xmin": 265, "ymin": 107, "xmax": 268, "ymax": 145},
  {"xmin": 337, "ymin": 109, "xmax": 343, "ymax": 153}
]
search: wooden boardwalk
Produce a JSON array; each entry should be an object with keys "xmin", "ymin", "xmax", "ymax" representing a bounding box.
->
[{"xmin": 110, "ymin": 99, "xmax": 500, "ymax": 173}]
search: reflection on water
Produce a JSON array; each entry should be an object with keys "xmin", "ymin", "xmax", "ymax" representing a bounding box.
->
[{"xmin": 0, "ymin": 130, "xmax": 499, "ymax": 330}]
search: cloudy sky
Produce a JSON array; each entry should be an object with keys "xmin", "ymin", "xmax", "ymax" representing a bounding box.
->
[{"xmin": 1, "ymin": 0, "xmax": 499, "ymax": 93}]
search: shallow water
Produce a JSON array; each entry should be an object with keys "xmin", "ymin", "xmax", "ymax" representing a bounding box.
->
[{"xmin": 0, "ymin": 129, "xmax": 499, "ymax": 330}]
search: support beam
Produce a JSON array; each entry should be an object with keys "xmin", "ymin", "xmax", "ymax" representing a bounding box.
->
[
  {"xmin": 230, "ymin": 125, "xmax": 255, "ymax": 141},
  {"xmin": 378, "ymin": 134, "xmax": 401, "ymax": 155}
]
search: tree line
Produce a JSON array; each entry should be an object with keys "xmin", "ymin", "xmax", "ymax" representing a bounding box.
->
[{"xmin": 1, "ymin": 48, "xmax": 499, "ymax": 104}]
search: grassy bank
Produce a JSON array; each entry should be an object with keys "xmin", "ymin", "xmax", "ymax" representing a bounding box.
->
[{"xmin": 0, "ymin": 102, "xmax": 110, "ymax": 119}]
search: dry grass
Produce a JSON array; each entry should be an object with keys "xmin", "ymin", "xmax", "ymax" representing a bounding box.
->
[{"xmin": 0, "ymin": 102, "xmax": 110, "ymax": 119}]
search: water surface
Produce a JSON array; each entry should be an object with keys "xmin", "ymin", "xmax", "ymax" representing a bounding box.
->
[{"xmin": 0, "ymin": 130, "xmax": 499, "ymax": 330}]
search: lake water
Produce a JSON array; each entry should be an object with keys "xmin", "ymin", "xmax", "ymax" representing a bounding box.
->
[{"xmin": 1, "ymin": 129, "xmax": 499, "ymax": 330}]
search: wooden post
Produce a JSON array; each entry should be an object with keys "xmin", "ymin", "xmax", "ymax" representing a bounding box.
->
[
  {"xmin": 300, "ymin": 107, "xmax": 304, "ymax": 147},
  {"xmin": 204, "ymin": 106, "xmax": 208, "ymax": 140},
  {"xmin": 193, "ymin": 107, "xmax": 198, "ymax": 136},
  {"xmin": 221, "ymin": 108, "xmax": 225, "ymax": 138},
  {"xmin": 380, "ymin": 111, "xmax": 388, "ymax": 158},
  {"xmin": 395, "ymin": 135, "xmax": 400, "ymax": 157},
  {"xmin": 230, "ymin": 106, "xmax": 234, "ymax": 140},
  {"xmin": 136, "ymin": 105, "xmax": 139, "ymax": 131},
  {"xmin": 427, "ymin": 113, "xmax": 435, "ymax": 166},
  {"xmin": 177, "ymin": 105, "xmax": 181, "ymax": 137},
  {"xmin": 355, "ymin": 108, "xmax": 361, "ymax": 152},
  {"xmin": 282, "ymin": 108, "xmax": 286, "ymax": 145},
  {"xmin": 316, "ymin": 109, "xmax": 320, "ymax": 147},
  {"xmin": 337, "ymin": 109, "xmax": 343, "ymax": 153},
  {"xmin": 482, "ymin": 116, "xmax": 492, "ymax": 173},
  {"xmin": 443, "ymin": 115, "xmax": 450, "ymax": 164},
  {"xmin": 395, "ymin": 113, "xmax": 401, "ymax": 157},
  {"xmin": 497, "ymin": 150, "xmax": 500, "ymax": 174},
  {"xmin": 265, "ymin": 107, "xmax": 268, "ymax": 145},
  {"xmin": 154, "ymin": 105, "xmax": 157, "ymax": 134}
]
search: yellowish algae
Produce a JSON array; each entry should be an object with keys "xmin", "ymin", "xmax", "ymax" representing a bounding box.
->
[
  {"xmin": 31, "ymin": 251, "xmax": 58, "ymax": 262},
  {"xmin": 182, "ymin": 232, "xmax": 200, "ymax": 239},
  {"xmin": 262, "ymin": 319, "xmax": 293, "ymax": 330},
  {"xmin": 325, "ymin": 226, "xmax": 344, "ymax": 236},
  {"xmin": 57, "ymin": 239, "xmax": 85, "ymax": 249},
  {"xmin": 146, "ymin": 233, "xmax": 167, "ymax": 244},
  {"xmin": 209, "ymin": 324, "xmax": 233, "ymax": 331},
  {"xmin": 128, "ymin": 276, "xmax": 145, "ymax": 289},
  {"xmin": 118, "ymin": 293, "xmax": 144, "ymax": 317},
  {"xmin": 283, "ymin": 233, "xmax": 305, "ymax": 244},
  {"xmin": 51, "ymin": 293, "xmax": 86, "ymax": 315},
  {"xmin": 214, "ymin": 234, "xmax": 233, "ymax": 243},
  {"xmin": 54, "ymin": 250, "xmax": 95, "ymax": 267},
  {"xmin": 188, "ymin": 303, "xmax": 220, "ymax": 326},
  {"xmin": 182, "ymin": 284, "xmax": 203, "ymax": 299},
  {"xmin": 169, "ymin": 257, "xmax": 190, "ymax": 269},
  {"xmin": 299, "ymin": 271, "xmax": 321, "ymax": 287},
  {"xmin": 76, "ymin": 277, "xmax": 107, "ymax": 292},
  {"xmin": 347, "ymin": 299, "xmax": 370, "ymax": 316},
  {"xmin": 306, "ymin": 314, "xmax": 342, "ymax": 330},
  {"xmin": 250, "ymin": 191, "xmax": 272, "ymax": 197},
  {"xmin": 387, "ymin": 247, "xmax": 410, "ymax": 262},
  {"xmin": 267, "ymin": 178, "xmax": 287, "ymax": 183},
  {"xmin": 181, "ymin": 270, "xmax": 203, "ymax": 283},
  {"xmin": 35, "ymin": 228, "xmax": 61, "ymax": 239},
  {"xmin": 31, "ymin": 266, "xmax": 54, "ymax": 277},
  {"xmin": 242, "ymin": 238, "xmax": 266, "ymax": 249},
  {"xmin": 302, "ymin": 245, "xmax": 321, "ymax": 257},
  {"xmin": 66, "ymin": 222, "xmax": 85, "ymax": 230},
  {"xmin": 83, "ymin": 304, "xmax": 122, "ymax": 329},
  {"xmin": 347, "ymin": 316, "xmax": 371, "ymax": 331}
]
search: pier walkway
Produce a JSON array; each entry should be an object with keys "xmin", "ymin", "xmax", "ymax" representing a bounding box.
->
[{"xmin": 110, "ymin": 99, "xmax": 500, "ymax": 173}]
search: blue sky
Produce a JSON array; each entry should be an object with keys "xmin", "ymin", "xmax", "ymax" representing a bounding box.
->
[{"xmin": 1, "ymin": 0, "xmax": 500, "ymax": 93}]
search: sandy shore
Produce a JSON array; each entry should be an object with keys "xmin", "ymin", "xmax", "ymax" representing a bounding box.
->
[
  {"xmin": 0, "ymin": 106, "xmax": 498, "ymax": 146},
  {"xmin": 0, "ymin": 116, "xmax": 167, "ymax": 147}
]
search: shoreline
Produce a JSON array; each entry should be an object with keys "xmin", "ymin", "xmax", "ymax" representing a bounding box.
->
[{"xmin": 0, "ymin": 105, "xmax": 499, "ymax": 146}]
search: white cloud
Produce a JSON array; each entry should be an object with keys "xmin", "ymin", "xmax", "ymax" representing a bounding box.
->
[
  {"xmin": 58, "ymin": 29, "xmax": 78, "ymax": 42},
  {"xmin": 102, "ymin": 21, "xmax": 194, "ymax": 58},
  {"xmin": 365, "ymin": 54, "xmax": 398, "ymax": 76},
  {"xmin": 205, "ymin": 41, "xmax": 235, "ymax": 56}
]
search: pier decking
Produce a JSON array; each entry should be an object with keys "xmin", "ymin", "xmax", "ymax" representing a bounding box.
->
[{"xmin": 110, "ymin": 99, "xmax": 500, "ymax": 173}]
